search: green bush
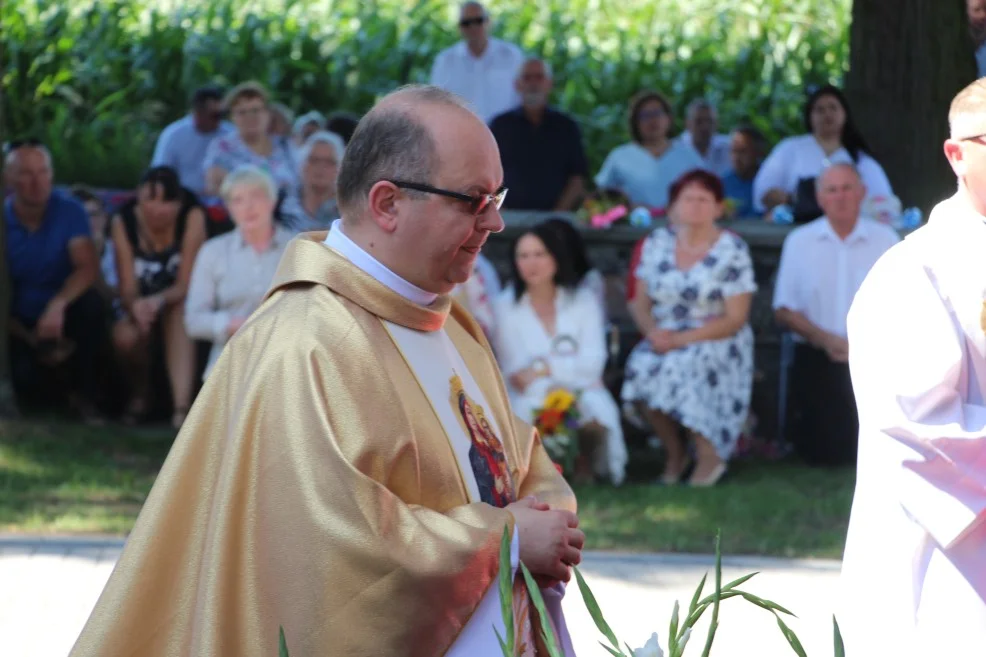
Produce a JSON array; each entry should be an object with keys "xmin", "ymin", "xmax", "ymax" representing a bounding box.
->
[{"xmin": 1, "ymin": 0, "xmax": 850, "ymax": 189}]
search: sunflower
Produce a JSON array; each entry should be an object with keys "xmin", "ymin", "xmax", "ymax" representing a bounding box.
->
[{"xmin": 544, "ymin": 389, "xmax": 576, "ymax": 412}]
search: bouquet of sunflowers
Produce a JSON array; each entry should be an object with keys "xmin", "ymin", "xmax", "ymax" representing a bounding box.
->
[{"xmin": 533, "ymin": 389, "xmax": 581, "ymax": 475}]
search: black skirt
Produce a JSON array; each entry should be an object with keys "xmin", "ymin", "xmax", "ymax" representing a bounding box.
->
[{"xmin": 786, "ymin": 343, "xmax": 859, "ymax": 466}]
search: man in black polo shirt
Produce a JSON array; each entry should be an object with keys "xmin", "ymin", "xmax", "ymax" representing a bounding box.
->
[{"xmin": 489, "ymin": 58, "xmax": 588, "ymax": 211}]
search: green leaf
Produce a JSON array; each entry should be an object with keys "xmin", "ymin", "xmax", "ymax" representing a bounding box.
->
[
  {"xmin": 699, "ymin": 530, "xmax": 723, "ymax": 657},
  {"xmin": 737, "ymin": 592, "xmax": 797, "ymax": 618},
  {"xmin": 278, "ymin": 626, "xmax": 289, "ymax": 657},
  {"xmin": 495, "ymin": 628, "xmax": 511, "ymax": 657},
  {"xmin": 833, "ymin": 615, "xmax": 846, "ymax": 657},
  {"xmin": 624, "ymin": 641, "xmax": 637, "ymax": 657},
  {"xmin": 687, "ymin": 572, "xmax": 707, "ymax": 613},
  {"xmin": 599, "ymin": 642, "xmax": 626, "ymax": 657},
  {"xmin": 669, "ymin": 600, "xmax": 679, "ymax": 647},
  {"xmin": 775, "ymin": 614, "xmax": 808, "ymax": 657},
  {"xmin": 574, "ymin": 566, "xmax": 621, "ymax": 650},
  {"xmin": 721, "ymin": 571, "xmax": 759, "ymax": 591},
  {"xmin": 521, "ymin": 564, "xmax": 566, "ymax": 657},
  {"xmin": 497, "ymin": 526, "xmax": 515, "ymax": 656}
]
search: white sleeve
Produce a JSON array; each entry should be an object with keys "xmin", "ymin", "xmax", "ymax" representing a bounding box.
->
[
  {"xmin": 492, "ymin": 294, "xmax": 528, "ymax": 377},
  {"xmin": 151, "ymin": 126, "xmax": 173, "ymax": 168},
  {"xmin": 752, "ymin": 138, "xmax": 793, "ymax": 212},
  {"xmin": 547, "ymin": 290, "xmax": 606, "ymax": 390},
  {"xmin": 847, "ymin": 245, "xmax": 986, "ymax": 549},
  {"xmin": 857, "ymin": 153, "xmax": 894, "ymax": 198},
  {"xmin": 771, "ymin": 232, "xmax": 802, "ymax": 311},
  {"xmin": 429, "ymin": 51, "xmax": 448, "ymax": 88},
  {"xmin": 594, "ymin": 148, "xmax": 621, "ymax": 191},
  {"xmin": 184, "ymin": 241, "xmax": 230, "ymax": 343}
]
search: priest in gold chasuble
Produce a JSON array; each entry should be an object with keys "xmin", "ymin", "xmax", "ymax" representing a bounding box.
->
[{"xmin": 70, "ymin": 86, "xmax": 583, "ymax": 657}]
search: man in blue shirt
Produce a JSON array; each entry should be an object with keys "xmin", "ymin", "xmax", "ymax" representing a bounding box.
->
[
  {"xmin": 489, "ymin": 58, "xmax": 588, "ymax": 211},
  {"xmin": 5, "ymin": 142, "xmax": 107, "ymax": 421},
  {"xmin": 721, "ymin": 125, "xmax": 765, "ymax": 220},
  {"xmin": 151, "ymin": 85, "xmax": 233, "ymax": 198}
]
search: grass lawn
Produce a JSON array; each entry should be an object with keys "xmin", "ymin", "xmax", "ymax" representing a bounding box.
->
[{"xmin": 0, "ymin": 419, "xmax": 855, "ymax": 558}]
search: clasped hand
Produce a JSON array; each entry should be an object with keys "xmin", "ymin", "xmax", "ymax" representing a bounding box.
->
[
  {"xmin": 647, "ymin": 328, "xmax": 684, "ymax": 354},
  {"xmin": 506, "ymin": 496, "xmax": 584, "ymax": 585}
]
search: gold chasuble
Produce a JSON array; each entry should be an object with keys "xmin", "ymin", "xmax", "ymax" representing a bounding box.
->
[{"xmin": 69, "ymin": 233, "xmax": 576, "ymax": 657}]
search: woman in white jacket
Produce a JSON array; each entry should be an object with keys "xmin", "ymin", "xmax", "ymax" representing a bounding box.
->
[{"xmin": 494, "ymin": 221, "xmax": 627, "ymax": 485}]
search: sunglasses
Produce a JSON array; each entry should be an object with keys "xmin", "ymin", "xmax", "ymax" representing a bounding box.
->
[
  {"xmin": 459, "ymin": 16, "xmax": 486, "ymax": 28},
  {"xmin": 3, "ymin": 137, "xmax": 44, "ymax": 156},
  {"xmin": 638, "ymin": 108, "xmax": 667, "ymax": 121},
  {"xmin": 388, "ymin": 180, "xmax": 507, "ymax": 216}
]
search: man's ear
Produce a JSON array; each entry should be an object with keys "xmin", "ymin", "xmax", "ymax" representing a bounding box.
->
[
  {"xmin": 366, "ymin": 181, "xmax": 401, "ymax": 234},
  {"xmin": 944, "ymin": 139, "xmax": 967, "ymax": 178}
]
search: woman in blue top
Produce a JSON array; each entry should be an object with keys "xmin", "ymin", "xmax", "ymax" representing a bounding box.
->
[{"xmin": 594, "ymin": 90, "xmax": 705, "ymax": 212}]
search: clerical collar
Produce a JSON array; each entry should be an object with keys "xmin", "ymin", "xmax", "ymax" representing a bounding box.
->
[{"xmin": 323, "ymin": 220, "xmax": 439, "ymax": 306}]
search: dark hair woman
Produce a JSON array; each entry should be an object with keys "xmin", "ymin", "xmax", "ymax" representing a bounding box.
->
[
  {"xmin": 753, "ymin": 84, "xmax": 893, "ymax": 221},
  {"xmin": 494, "ymin": 221, "xmax": 628, "ymax": 485},
  {"xmin": 110, "ymin": 166, "xmax": 206, "ymax": 428}
]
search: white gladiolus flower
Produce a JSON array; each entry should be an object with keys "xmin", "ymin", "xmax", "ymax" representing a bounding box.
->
[{"xmin": 632, "ymin": 632, "xmax": 664, "ymax": 657}]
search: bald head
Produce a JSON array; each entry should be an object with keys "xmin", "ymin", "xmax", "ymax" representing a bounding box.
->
[
  {"xmin": 336, "ymin": 85, "xmax": 484, "ymax": 218},
  {"xmin": 950, "ymin": 79, "xmax": 986, "ymax": 140}
]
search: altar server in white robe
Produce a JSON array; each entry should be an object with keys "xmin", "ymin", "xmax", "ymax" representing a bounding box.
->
[
  {"xmin": 839, "ymin": 78, "xmax": 986, "ymax": 657},
  {"xmin": 494, "ymin": 221, "xmax": 628, "ymax": 486}
]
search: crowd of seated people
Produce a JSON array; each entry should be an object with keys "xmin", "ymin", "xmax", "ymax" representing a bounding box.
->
[{"xmin": 0, "ymin": 0, "xmax": 900, "ymax": 488}]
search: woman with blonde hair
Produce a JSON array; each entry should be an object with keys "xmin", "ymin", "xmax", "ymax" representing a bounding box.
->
[{"xmin": 185, "ymin": 165, "xmax": 294, "ymax": 381}]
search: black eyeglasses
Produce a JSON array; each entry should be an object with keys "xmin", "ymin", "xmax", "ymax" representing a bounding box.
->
[
  {"xmin": 459, "ymin": 16, "xmax": 486, "ymax": 28},
  {"xmin": 3, "ymin": 138, "xmax": 44, "ymax": 156},
  {"xmin": 388, "ymin": 180, "xmax": 507, "ymax": 216}
]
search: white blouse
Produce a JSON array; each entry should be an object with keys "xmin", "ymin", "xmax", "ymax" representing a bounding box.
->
[
  {"xmin": 493, "ymin": 286, "xmax": 607, "ymax": 393},
  {"xmin": 184, "ymin": 226, "xmax": 294, "ymax": 378},
  {"xmin": 752, "ymin": 134, "xmax": 893, "ymax": 212}
]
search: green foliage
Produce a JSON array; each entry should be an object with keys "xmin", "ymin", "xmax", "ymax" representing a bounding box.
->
[{"xmin": 2, "ymin": 0, "xmax": 850, "ymax": 189}]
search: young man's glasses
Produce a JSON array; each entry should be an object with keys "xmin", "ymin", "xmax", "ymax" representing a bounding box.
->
[
  {"xmin": 388, "ymin": 180, "xmax": 508, "ymax": 216},
  {"xmin": 459, "ymin": 16, "xmax": 486, "ymax": 28}
]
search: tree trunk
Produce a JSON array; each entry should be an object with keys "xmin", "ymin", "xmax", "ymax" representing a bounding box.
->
[{"xmin": 845, "ymin": 0, "xmax": 976, "ymax": 213}]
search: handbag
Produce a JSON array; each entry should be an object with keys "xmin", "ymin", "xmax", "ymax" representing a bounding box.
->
[{"xmin": 792, "ymin": 176, "xmax": 824, "ymax": 224}]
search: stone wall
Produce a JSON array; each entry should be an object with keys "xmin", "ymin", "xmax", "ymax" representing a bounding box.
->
[{"xmin": 488, "ymin": 213, "xmax": 821, "ymax": 443}]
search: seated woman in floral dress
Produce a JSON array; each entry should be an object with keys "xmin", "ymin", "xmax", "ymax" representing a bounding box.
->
[
  {"xmin": 622, "ymin": 169, "xmax": 757, "ymax": 487},
  {"xmin": 494, "ymin": 221, "xmax": 628, "ymax": 486}
]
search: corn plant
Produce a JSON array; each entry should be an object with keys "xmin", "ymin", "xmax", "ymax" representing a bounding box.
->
[{"xmin": 2, "ymin": 0, "xmax": 850, "ymax": 188}]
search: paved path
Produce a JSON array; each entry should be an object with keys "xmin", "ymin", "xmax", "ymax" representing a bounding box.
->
[{"xmin": 0, "ymin": 535, "xmax": 842, "ymax": 657}]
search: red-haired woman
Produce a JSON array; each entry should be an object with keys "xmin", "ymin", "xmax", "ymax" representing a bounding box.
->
[{"xmin": 622, "ymin": 169, "xmax": 756, "ymax": 487}]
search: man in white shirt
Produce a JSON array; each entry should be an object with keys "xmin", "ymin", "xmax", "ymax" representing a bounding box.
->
[
  {"xmin": 773, "ymin": 162, "xmax": 899, "ymax": 465},
  {"xmin": 430, "ymin": 2, "xmax": 525, "ymax": 124},
  {"xmin": 151, "ymin": 85, "xmax": 234, "ymax": 197},
  {"xmin": 676, "ymin": 99, "xmax": 732, "ymax": 176},
  {"xmin": 839, "ymin": 76, "xmax": 986, "ymax": 657}
]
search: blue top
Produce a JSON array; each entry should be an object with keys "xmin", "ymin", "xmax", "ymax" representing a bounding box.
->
[
  {"xmin": 721, "ymin": 169, "xmax": 758, "ymax": 219},
  {"xmin": 5, "ymin": 190, "xmax": 91, "ymax": 324},
  {"xmin": 151, "ymin": 115, "xmax": 235, "ymax": 196},
  {"xmin": 594, "ymin": 141, "xmax": 706, "ymax": 209}
]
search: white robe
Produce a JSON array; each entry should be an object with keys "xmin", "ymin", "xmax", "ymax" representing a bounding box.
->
[
  {"xmin": 839, "ymin": 194, "xmax": 986, "ymax": 656},
  {"xmin": 493, "ymin": 286, "xmax": 628, "ymax": 485}
]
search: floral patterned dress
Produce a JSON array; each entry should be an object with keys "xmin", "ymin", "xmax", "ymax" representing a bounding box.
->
[
  {"xmin": 202, "ymin": 133, "xmax": 299, "ymax": 193},
  {"xmin": 621, "ymin": 226, "xmax": 757, "ymax": 460}
]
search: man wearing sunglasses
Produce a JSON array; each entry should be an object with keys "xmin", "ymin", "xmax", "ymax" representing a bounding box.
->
[
  {"xmin": 71, "ymin": 85, "xmax": 581, "ymax": 657},
  {"xmin": 430, "ymin": 1, "xmax": 525, "ymax": 124}
]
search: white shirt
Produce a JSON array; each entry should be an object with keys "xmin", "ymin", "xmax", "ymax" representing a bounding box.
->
[
  {"xmin": 772, "ymin": 216, "xmax": 900, "ymax": 339},
  {"xmin": 676, "ymin": 131, "xmax": 732, "ymax": 177},
  {"xmin": 151, "ymin": 115, "xmax": 234, "ymax": 196},
  {"xmin": 430, "ymin": 38, "xmax": 525, "ymax": 123},
  {"xmin": 184, "ymin": 225, "xmax": 294, "ymax": 378},
  {"xmin": 594, "ymin": 140, "xmax": 707, "ymax": 209},
  {"xmin": 839, "ymin": 193, "xmax": 986, "ymax": 656},
  {"xmin": 752, "ymin": 134, "xmax": 894, "ymax": 212}
]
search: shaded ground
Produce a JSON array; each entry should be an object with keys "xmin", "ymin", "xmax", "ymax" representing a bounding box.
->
[{"xmin": 0, "ymin": 419, "xmax": 854, "ymax": 557}]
